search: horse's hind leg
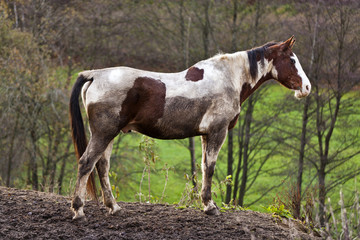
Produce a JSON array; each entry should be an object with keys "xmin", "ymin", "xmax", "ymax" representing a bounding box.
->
[
  {"xmin": 71, "ymin": 134, "xmax": 114, "ymax": 219},
  {"xmin": 96, "ymin": 140, "xmax": 121, "ymax": 215}
]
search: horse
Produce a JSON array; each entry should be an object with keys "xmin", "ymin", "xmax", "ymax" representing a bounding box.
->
[{"xmin": 69, "ymin": 36, "xmax": 311, "ymax": 219}]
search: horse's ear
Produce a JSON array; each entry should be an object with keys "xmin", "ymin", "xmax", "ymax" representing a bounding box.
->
[
  {"xmin": 279, "ymin": 36, "xmax": 296, "ymax": 51},
  {"xmin": 289, "ymin": 36, "xmax": 296, "ymax": 49}
]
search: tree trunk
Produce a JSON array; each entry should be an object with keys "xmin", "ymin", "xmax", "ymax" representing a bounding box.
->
[
  {"xmin": 57, "ymin": 154, "xmax": 67, "ymax": 195},
  {"xmin": 225, "ymin": 0, "xmax": 239, "ymax": 205},
  {"xmin": 233, "ymin": 117, "xmax": 245, "ymax": 204},
  {"xmin": 13, "ymin": 2, "xmax": 19, "ymax": 28},
  {"xmin": 189, "ymin": 137, "xmax": 197, "ymax": 188},
  {"xmin": 238, "ymin": 0, "xmax": 260, "ymax": 206},
  {"xmin": 317, "ymin": 5, "xmax": 344, "ymax": 226},
  {"xmin": 295, "ymin": 1, "xmax": 319, "ymax": 219},
  {"xmin": 295, "ymin": 97, "xmax": 309, "ymax": 219},
  {"xmin": 178, "ymin": 1, "xmax": 196, "ymax": 188},
  {"xmin": 225, "ymin": 129, "xmax": 233, "ymax": 204},
  {"xmin": 238, "ymin": 95, "xmax": 254, "ymax": 206},
  {"xmin": 6, "ymin": 114, "xmax": 20, "ymax": 187},
  {"xmin": 202, "ymin": 0, "xmax": 210, "ymax": 59},
  {"xmin": 318, "ymin": 161, "xmax": 326, "ymax": 226},
  {"xmin": 49, "ymin": 128, "xmax": 62, "ymax": 192},
  {"xmin": 30, "ymin": 130, "xmax": 38, "ymax": 190}
]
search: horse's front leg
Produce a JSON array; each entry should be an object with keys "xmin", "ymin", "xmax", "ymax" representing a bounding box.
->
[{"xmin": 200, "ymin": 129, "xmax": 227, "ymax": 215}]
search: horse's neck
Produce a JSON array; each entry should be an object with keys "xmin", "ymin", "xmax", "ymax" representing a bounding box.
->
[
  {"xmin": 228, "ymin": 51, "xmax": 274, "ymax": 105},
  {"xmin": 231, "ymin": 51, "xmax": 273, "ymax": 88}
]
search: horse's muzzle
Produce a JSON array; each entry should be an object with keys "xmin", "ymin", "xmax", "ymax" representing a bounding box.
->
[{"xmin": 295, "ymin": 89, "xmax": 310, "ymax": 98}]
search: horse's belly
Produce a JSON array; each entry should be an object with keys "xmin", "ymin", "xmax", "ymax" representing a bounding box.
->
[
  {"xmin": 121, "ymin": 96, "xmax": 211, "ymax": 139},
  {"xmin": 124, "ymin": 118, "xmax": 203, "ymax": 139},
  {"xmin": 137, "ymin": 127, "xmax": 200, "ymax": 140}
]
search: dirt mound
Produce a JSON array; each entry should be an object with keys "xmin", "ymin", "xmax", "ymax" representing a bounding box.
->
[{"xmin": 0, "ymin": 187, "xmax": 320, "ymax": 239}]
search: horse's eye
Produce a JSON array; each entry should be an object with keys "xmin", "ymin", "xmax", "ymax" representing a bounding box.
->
[{"xmin": 291, "ymin": 58, "xmax": 296, "ymax": 64}]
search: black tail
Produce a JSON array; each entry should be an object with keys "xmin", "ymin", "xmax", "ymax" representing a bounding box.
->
[{"xmin": 69, "ymin": 75, "xmax": 97, "ymax": 200}]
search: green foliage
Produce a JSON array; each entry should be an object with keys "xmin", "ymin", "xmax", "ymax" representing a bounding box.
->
[
  {"xmin": 273, "ymin": 4, "xmax": 297, "ymax": 16},
  {"xmin": 262, "ymin": 203, "xmax": 293, "ymax": 219},
  {"xmin": 109, "ymin": 171, "xmax": 121, "ymax": 200},
  {"xmin": 310, "ymin": 187, "xmax": 360, "ymax": 239},
  {"xmin": 139, "ymin": 136, "xmax": 159, "ymax": 165},
  {"xmin": 224, "ymin": 175, "xmax": 233, "ymax": 186},
  {"xmin": 220, "ymin": 200, "xmax": 249, "ymax": 212},
  {"xmin": 177, "ymin": 173, "xmax": 202, "ymax": 209},
  {"xmin": 138, "ymin": 136, "xmax": 159, "ymax": 202}
]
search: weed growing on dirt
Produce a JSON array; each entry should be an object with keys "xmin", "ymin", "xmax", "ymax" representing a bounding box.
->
[
  {"xmin": 315, "ymin": 188, "xmax": 360, "ymax": 239},
  {"xmin": 176, "ymin": 174, "xmax": 245, "ymax": 213},
  {"xmin": 273, "ymin": 180, "xmax": 316, "ymax": 222},
  {"xmin": 137, "ymin": 136, "xmax": 159, "ymax": 203},
  {"xmin": 177, "ymin": 173, "xmax": 202, "ymax": 209},
  {"xmin": 159, "ymin": 163, "xmax": 173, "ymax": 203},
  {"xmin": 262, "ymin": 203, "xmax": 293, "ymax": 219},
  {"xmin": 213, "ymin": 174, "xmax": 232, "ymax": 202},
  {"xmin": 109, "ymin": 171, "xmax": 120, "ymax": 200},
  {"xmin": 272, "ymin": 180, "xmax": 360, "ymax": 238},
  {"xmin": 220, "ymin": 200, "xmax": 248, "ymax": 212},
  {"xmin": 67, "ymin": 177, "xmax": 75, "ymax": 197}
]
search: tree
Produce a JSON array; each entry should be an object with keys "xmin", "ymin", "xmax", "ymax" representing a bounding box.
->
[
  {"xmin": 293, "ymin": 0, "xmax": 321, "ymax": 220},
  {"xmin": 313, "ymin": 1, "xmax": 360, "ymax": 226},
  {"xmin": 275, "ymin": 0, "xmax": 360, "ymax": 225}
]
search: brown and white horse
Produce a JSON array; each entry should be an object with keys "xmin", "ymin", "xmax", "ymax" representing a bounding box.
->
[{"xmin": 69, "ymin": 36, "xmax": 310, "ymax": 219}]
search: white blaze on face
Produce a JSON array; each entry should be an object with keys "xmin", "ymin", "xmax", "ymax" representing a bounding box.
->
[{"xmin": 292, "ymin": 53, "xmax": 311, "ymax": 98}]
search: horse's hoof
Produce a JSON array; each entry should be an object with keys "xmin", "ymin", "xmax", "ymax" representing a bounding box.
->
[
  {"xmin": 109, "ymin": 204, "xmax": 121, "ymax": 215},
  {"xmin": 204, "ymin": 201, "xmax": 220, "ymax": 215},
  {"xmin": 72, "ymin": 213, "xmax": 86, "ymax": 220},
  {"xmin": 205, "ymin": 207, "xmax": 220, "ymax": 215},
  {"xmin": 72, "ymin": 208, "xmax": 86, "ymax": 220}
]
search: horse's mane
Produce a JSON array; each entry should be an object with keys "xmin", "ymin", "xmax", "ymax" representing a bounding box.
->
[{"xmin": 247, "ymin": 42, "xmax": 277, "ymax": 80}]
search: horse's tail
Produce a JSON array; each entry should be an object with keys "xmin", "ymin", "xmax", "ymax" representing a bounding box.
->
[{"xmin": 69, "ymin": 74, "xmax": 97, "ymax": 201}]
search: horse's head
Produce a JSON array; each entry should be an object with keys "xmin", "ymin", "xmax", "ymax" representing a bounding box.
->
[{"xmin": 269, "ymin": 36, "xmax": 311, "ymax": 98}]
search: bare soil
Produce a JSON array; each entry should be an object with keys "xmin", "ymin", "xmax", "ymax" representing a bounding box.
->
[{"xmin": 0, "ymin": 186, "xmax": 320, "ymax": 240}]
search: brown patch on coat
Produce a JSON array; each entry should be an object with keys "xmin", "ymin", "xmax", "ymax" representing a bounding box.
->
[
  {"xmin": 153, "ymin": 96, "xmax": 212, "ymax": 139},
  {"xmin": 220, "ymin": 56, "xmax": 228, "ymax": 61},
  {"xmin": 185, "ymin": 67, "xmax": 204, "ymax": 82},
  {"xmin": 228, "ymin": 114, "xmax": 239, "ymax": 130},
  {"xmin": 240, "ymin": 83, "xmax": 253, "ymax": 106},
  {"xmin": 240, "ymin": 73, "xmax": 272, "ymax": 106},
  {"xmin": 120, "ymin": 77, "xmax": 166, "ymax": 137}
]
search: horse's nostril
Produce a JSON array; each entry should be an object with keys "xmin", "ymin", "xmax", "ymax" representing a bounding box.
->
[{"xmin": 306, "ymin": 85, "xmax": 309, "ymax": 91}]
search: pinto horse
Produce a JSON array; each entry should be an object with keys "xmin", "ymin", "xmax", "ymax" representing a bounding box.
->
[{"xmin": 69, "ymin": 36, "xmax": 310, "ymax": 219}]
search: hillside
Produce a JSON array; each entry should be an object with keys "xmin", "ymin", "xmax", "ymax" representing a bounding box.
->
[{"xmin": 0, "ymin": 187, "xmax": 320, "ymax": 240}]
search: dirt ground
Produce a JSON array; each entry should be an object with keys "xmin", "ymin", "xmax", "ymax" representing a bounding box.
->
[{"xmin": 0, "ymin": 186, "xmax": 321, "ymax": 240}]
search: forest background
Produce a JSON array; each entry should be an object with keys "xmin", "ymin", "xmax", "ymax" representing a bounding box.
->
[{"xmin": 0, "ymin": 0, "xmax": 359, "ymax": 236}]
